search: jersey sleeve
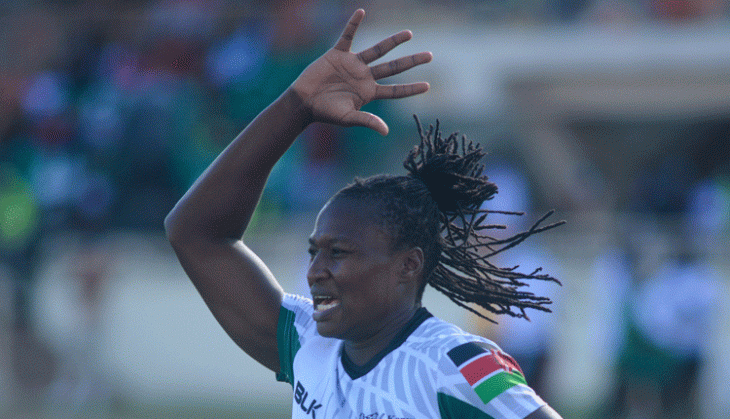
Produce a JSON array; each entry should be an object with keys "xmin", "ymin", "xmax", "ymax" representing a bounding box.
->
[
  {"xmin": 437, "ymin": 341, "xmax": 546, "ymax": 419},
  {"xmin": 275, "ymin": 293, "xmax": 316, "ymax": 385}
]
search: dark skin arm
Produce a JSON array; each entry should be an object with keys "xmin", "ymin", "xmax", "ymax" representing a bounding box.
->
[
  {"xmin": 165, "ymin": 11, "xmax": 563, "ymax": 418},
  {"xmin": 164, "ymin": 9, "xmax": 432, "ymax": 373}
]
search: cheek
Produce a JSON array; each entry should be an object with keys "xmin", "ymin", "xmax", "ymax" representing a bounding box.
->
[{"xmin": 342, "ymin": 263, "xmax": 398, "ymax": 304}]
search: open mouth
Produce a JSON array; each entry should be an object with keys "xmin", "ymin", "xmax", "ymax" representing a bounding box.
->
[{"xmin": 313, "ymin": 296, "xmax": 341, "ymax": 312}]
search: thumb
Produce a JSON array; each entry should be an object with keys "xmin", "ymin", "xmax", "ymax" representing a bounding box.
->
[{"xmin": 344, "ymin": 111, "xmax": 389, "ymax": 136}]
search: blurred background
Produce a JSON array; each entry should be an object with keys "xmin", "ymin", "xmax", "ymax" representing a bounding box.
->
[{"xmin": 1, "ymin": 0, "xmax": 729, "ymax": 418}]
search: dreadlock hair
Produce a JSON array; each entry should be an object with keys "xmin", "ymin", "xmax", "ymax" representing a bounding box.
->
[{"xmin": 333, "ymin": 115, "xmax": 565, "ymax": 322}]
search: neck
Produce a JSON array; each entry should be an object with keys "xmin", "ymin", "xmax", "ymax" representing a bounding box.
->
[{"xmin": 343, "ymin": 305, "xmax": 420, "ymax": 367}]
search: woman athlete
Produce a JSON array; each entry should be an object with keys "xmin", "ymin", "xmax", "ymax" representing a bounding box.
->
[{"xmin": 165, "ymin": 9, "xmax": 563, "ymax": 419}]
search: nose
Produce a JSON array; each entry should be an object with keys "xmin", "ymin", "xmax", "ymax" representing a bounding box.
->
[{"xmin": 306, "ymin": 252, "xmax": 330, "ymax": 287}]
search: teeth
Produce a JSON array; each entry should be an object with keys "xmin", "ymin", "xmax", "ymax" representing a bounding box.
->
[{"xmin": 314, "ymin": 300, "xmax": 339, "ymax": 312}]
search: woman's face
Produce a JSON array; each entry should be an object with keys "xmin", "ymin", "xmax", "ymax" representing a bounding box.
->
[{"xmin": 307, "ymin": 197, "xmax": 412, "ymax": 341}]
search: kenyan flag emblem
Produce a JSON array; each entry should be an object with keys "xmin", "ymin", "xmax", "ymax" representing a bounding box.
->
[{"xmin": 447, "ymin": 342, "xmax": 527, "ymax": 404}]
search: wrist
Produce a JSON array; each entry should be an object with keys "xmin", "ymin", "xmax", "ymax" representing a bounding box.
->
[{"xmin": 283, "ymin": 85, "xmax": 314, "ymax": 128}]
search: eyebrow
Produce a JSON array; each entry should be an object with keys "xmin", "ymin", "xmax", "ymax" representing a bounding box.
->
[{"xmin": 308, "ymin": 236, "xmax": 355, "ymax": 247}]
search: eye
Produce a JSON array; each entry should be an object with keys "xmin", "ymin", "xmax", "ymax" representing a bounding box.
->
[{"xmin": 330, "ymin": 247, "xmax": 350, "ymax": 258}]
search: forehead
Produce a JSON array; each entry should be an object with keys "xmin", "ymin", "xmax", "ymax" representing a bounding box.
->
[{"xmin": 310, "ymin": 198, "xmax": 389, "ymax": 246}]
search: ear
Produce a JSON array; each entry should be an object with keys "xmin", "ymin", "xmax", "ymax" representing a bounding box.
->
[{"xmin": 398, "ymin": 246, "xmax": 424, "ymax": 284}]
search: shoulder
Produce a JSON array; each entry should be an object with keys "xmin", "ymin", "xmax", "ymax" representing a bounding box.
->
[
  {"xmin": 404, "ymin": 316, "xmax": 502, "ymax": 365},
  {"xmin": 398, "ymin": 315, "xmax": 505, "ymax": 385},
  {"xmin": 409, "ymin": 316, "xmax": 546, "ymax": 418},
  {"xmin": 422, "ymin": 318, "xmax": 526, "ymax": 394}
]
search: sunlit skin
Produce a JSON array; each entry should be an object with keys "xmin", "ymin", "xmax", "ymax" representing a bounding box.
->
[
  {"xmin": 307, "ymin": 197, "xmax": 423, "ymax": 366},
  {"xmin": 166, "ymin": 8, "xmax": 564, "ymax": 418}
]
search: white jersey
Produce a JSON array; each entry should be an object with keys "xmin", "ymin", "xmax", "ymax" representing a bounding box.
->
[{"xmin": 276, "ymin": 294, "xmax": 546, "ymax": 419}]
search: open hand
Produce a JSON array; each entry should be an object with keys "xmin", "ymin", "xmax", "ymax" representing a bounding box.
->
[{"xmin": 292, "ymin": 9, "xmax": 432, "ymax": 136}]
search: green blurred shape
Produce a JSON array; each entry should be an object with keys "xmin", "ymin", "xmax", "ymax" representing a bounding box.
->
[{"xmin": 0, "ymin": 165, "xmax": 39, "ymax": 251}]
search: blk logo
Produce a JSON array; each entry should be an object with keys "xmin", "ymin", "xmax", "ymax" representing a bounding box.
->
[{"xmin": 295, "ymin": 381, "xmax": 323, "ymax": 418}]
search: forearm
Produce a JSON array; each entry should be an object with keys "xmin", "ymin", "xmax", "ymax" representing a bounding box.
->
[
  {"xmin": 165, "ymin": 87, "xmax": 311, "ymax": 242},
  {"xmin": 160, "ymin": 9, "xmax": 431, "ymax": 373}
]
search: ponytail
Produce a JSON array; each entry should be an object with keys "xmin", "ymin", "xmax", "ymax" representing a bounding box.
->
[{"xmin": 335, "ymin": 116, "xmax": 565, "ymax": 322}]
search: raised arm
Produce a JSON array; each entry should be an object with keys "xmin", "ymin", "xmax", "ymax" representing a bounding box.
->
[{"xmin": 164, "ymin": 9, "xmax": 431, "ymax": 373}]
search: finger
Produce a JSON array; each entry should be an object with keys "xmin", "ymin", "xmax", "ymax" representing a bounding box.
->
[
  {"xmin": 342, "ymin": 110, "xmax": 389, "ymax": 136},
  {"xmin": 357, "ymin": 30, "xmax": 412, "ymax": 64},
  {"xmin": 375, "ymin": 82, "xmax": 430, "ymax": 100},
  {"xmin": 334, "ymin": 9, "xmax": 365, "ymax": 52},
  {"xmin": 370, "ymin": 51, "xmax": 433, "ymax": 80}
]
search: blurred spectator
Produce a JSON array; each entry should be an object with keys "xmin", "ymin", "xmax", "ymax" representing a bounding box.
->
[
  {"xmin": 686, "ymin": 175, "xmax": 730, "ymax": 250},
  {"xmin": 613, "ymin": 231, "xmax": 719, "ymax": 419},
  {"xmin": 0, "ymin": 263, "xmax": 13, "ymax": 411},
  {"xmin": 587, "ymin": 239, "xmax": 633, "ymax": 416},
  {"xmin": 0, "ymin": 164, "xmax": 55, "ymax": 415},
  {"xmin": 45, "ymin": 237, "xmax": 115, "ymax": 418},
  {"xmin": 0, "ymin": 165, "xmax": 41, "ymax": 327}
]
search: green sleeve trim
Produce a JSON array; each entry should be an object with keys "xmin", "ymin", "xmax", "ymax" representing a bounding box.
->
[
  {"xmin": 438, "ymin": 392, "xmax": 496, "ymax": 419},
  {"xmin": 275, "ymin": 305, "xmax": 300, "ymax": 386}
]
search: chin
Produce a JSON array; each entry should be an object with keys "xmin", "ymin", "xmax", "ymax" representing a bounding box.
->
[{"xmin": 315, "ymin": 321, "xmax": 341, "ymax": 338}]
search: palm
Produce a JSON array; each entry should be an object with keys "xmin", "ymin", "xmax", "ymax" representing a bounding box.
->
[
  {"xmin": 303, "ymin": 51, "xmax": 376, "ymax": 124},
  {"xmin": 292, "ymin": 9, "xmax": 432, "ymax": 135}
]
